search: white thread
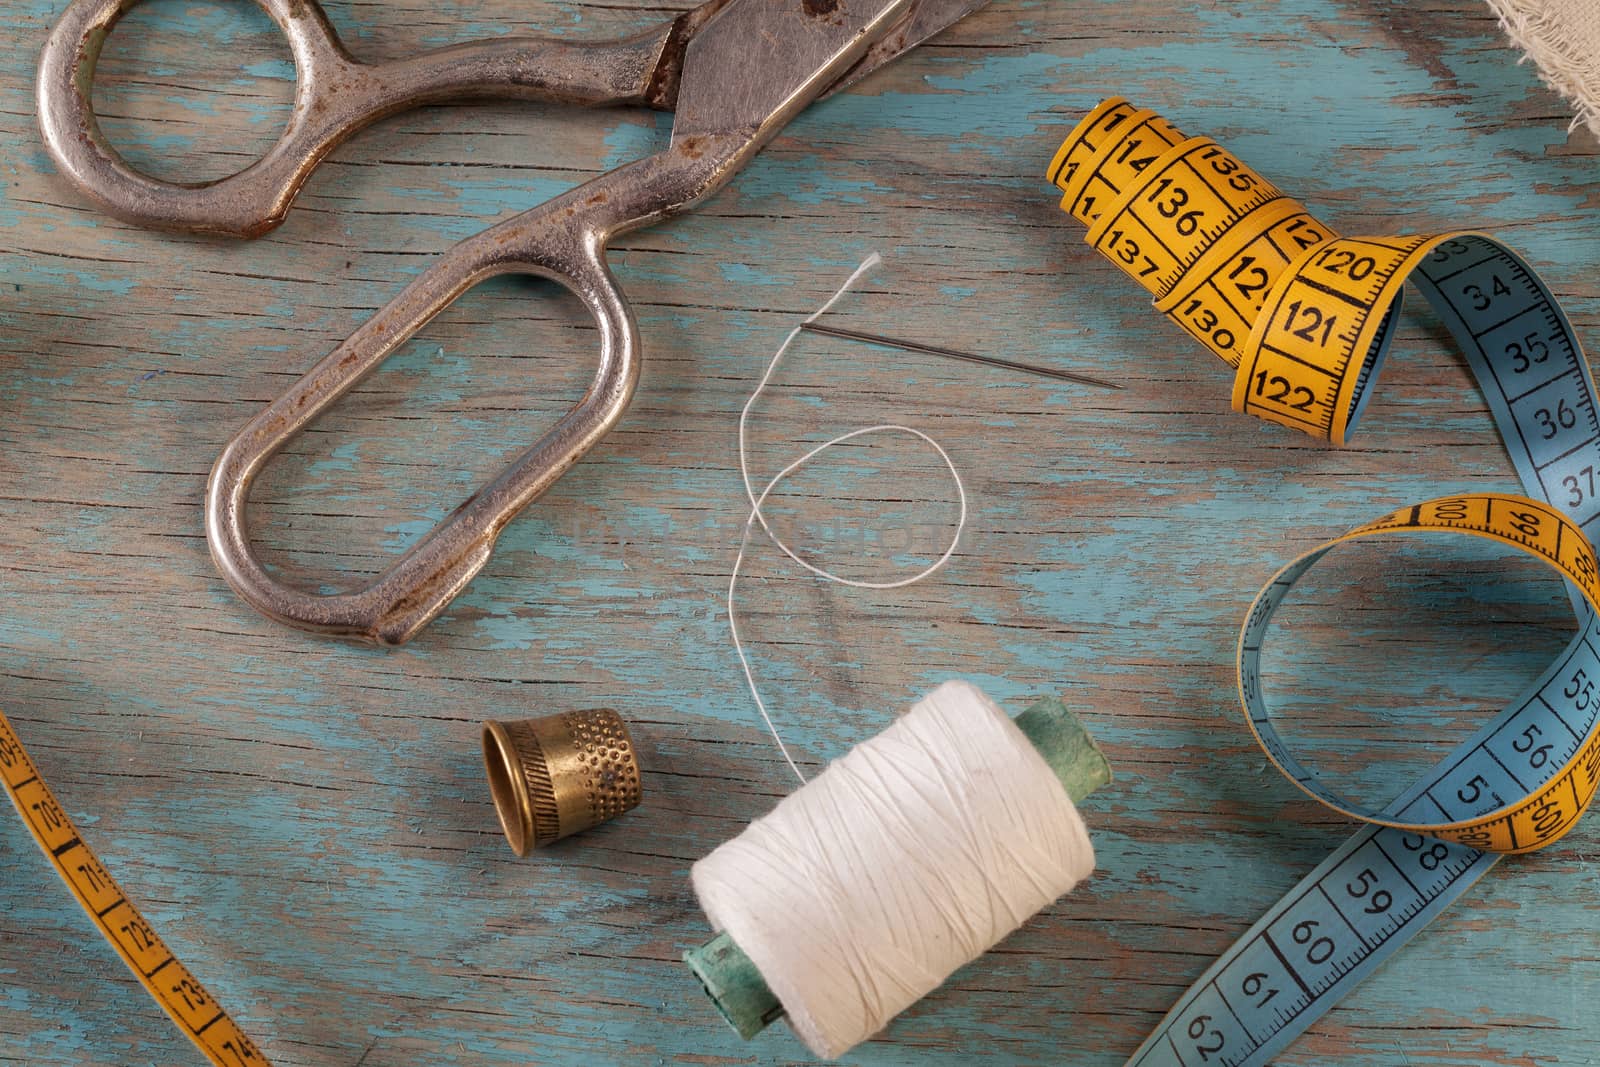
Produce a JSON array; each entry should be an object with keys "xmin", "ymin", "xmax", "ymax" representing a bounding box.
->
[
  {"xmin": 691, "ymin": 680, "xmax": 1096, "ymax": 1060},
  {"xmin": 728, "ymin": 253, "xmax": 969, "ymax": 783}
]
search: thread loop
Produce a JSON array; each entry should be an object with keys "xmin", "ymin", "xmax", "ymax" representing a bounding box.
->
[{"xmin": 728, "ymin": 253, "xmax": 969, "ymax": 782}]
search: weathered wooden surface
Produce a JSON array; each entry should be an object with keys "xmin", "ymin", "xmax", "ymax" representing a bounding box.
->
[{"xmin": 2, "ymin": 0, "xmax": 1598, "ymax": 1063}]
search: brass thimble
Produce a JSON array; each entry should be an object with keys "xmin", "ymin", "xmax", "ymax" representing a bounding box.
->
[{"xmin": 482, "ymin": 709, "xmax": 643, "ymax": 855}]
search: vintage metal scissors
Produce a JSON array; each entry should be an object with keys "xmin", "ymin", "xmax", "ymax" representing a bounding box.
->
[
  {"xmin": 38, "ymin": 0, "xmax": 979, "ymax": 239},
  {"xmin": 37, "ymin": 0, "xmax": 985, "ymax": 644}
]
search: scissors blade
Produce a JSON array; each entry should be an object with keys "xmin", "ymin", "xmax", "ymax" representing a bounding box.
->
[
  {"xmin": 822, "ymin": 0, "xmax": 992, "ymax": 97},
  {"xmin": 648, "ymin": 0, "xmax": 985, "ymax": 112},
  {"xmin": 669, "ymin": 0, "xmax": 916, "ymax": 141}
]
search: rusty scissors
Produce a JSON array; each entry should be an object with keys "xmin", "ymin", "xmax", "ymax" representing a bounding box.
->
[{"xmin": 37, "ymin": 0, "xmax": 986, "ymax": 644}]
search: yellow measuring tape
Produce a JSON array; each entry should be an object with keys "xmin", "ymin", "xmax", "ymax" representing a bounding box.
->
[
  {"xmin": 0, "ymin": 710, "xmax": 268, "ymax": 1065},
  {"xmin": 1052, "ymin": 99, "xmax": 1600, "ymax": 1066},
  {"xmin": 1055, "ymin": 97, "xmax": 1460, "ymax": 443}
]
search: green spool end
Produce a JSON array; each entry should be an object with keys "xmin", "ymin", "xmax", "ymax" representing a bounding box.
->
[{"xmin": 682, "ymin": 694, "xmax": 1113, "ymax": 1041}]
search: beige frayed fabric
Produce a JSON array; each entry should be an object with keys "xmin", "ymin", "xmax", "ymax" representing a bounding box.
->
[{"xmin": 1486, "ymin": 0, "xmax": 1600, "ymax": 137}]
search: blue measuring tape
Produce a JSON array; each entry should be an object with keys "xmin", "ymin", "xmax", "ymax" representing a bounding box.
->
[
  {"xmin": 1127, "ymin": 235, "xmax": 1600, "ymax": 1066},
  {"xmin": 1126, "ymin": 235, "xmax": 1600, "ymax": 1067},
  {"xmin": 1047, "ymin": 103, "xmax": 1600, "ymax": 1066}
]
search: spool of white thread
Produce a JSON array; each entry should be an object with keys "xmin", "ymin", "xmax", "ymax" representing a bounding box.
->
[{"xmin": 690, "ymin": 680, "xmax": 1100, "ymax": 1060}]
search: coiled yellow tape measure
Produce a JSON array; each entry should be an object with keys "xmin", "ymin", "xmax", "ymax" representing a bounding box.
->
[
  {"xmin": 1050, "ymin": 99, "xmax": 1600, "ymax": 1066},
  {"xmin": 1055, "ymin": 97, "xmax": 1440, "ymax": 443},
  {"xmin": 0, "ymin": 710, "xmax": 268, "ymax": 1065}
]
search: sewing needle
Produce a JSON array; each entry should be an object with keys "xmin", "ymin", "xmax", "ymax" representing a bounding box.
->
[{"xmin": 799, "ymin": 323, "xmax": 1121, "ymax": 391}]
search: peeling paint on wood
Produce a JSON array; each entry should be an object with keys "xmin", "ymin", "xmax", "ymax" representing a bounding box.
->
[{"xmin": 2, "ymin": 0, "xmax": 1599, "ymax": 1064}]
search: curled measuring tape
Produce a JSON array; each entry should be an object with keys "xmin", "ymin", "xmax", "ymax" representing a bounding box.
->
[
  {"xmin": 1049, "ymin": 100, "xmax": 1600, "ymax": 1065},
  {"xmin": 0, "ymin": 710, "xmax": 268, "ymax": 1065},
  {"xmin": 1243, "ymin": 494, "xmax": 1600, "ymax": 855}
]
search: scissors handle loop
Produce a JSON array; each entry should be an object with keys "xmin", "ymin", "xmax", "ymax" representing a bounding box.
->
[
  {"xmin": 205, "ymin": 142, "xmax": 739, "ymax": 643},
  {"xmin": 37, "ymin": 0, "xmax": 685, "ymax": 238}
]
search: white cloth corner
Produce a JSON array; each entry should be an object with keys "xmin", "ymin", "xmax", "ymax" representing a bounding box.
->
[{"xmin": 1487, "ymin": 0, "xmax": 1600, "ymax": 137}]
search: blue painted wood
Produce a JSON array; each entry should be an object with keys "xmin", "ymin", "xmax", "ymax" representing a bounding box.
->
[{"xmin": 1, "ymin": 0, "xmax": 1598, "ymax": 1063}]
